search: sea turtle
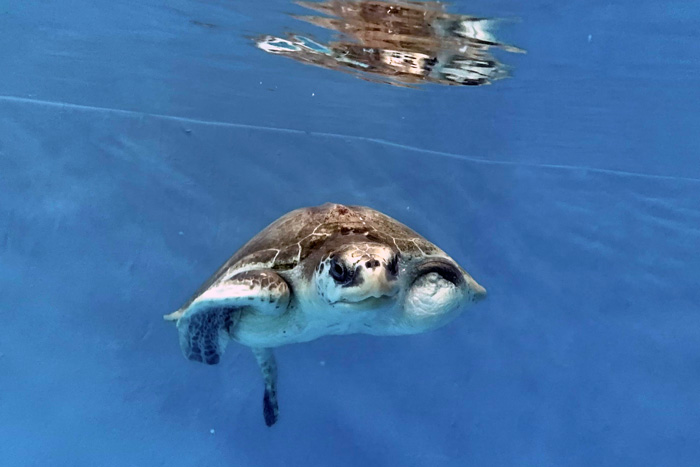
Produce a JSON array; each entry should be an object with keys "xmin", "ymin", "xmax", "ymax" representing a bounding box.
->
[{"xmin": 165, "ymin": 203, "xmax": 486, "ymax": 426}]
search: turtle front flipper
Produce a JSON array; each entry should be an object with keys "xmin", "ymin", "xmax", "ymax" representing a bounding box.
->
[
  {"xmin": 253, "ymin": 347, "xmax": 279, "ymax": 427},
  {"xmin": 177, "ymin": 305, "xmax": 239, "ymax": 365},
  {"xmin": 168, "ymin": 270, "xmax": 291, "ymax": 365}
]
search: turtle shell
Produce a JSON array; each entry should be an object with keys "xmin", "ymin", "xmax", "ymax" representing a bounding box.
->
[
  {"xmin": 181, "ymin": 203, "xmax": 442, "ymax": 308},
  {"xmin": 233, "ymin": 203, "xmax": 441, "ymax": 268}
]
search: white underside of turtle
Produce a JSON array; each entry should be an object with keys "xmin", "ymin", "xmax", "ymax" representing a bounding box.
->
[{"xmin": 164, "ymin": 203, "xmax": 486, "ymax": 427}]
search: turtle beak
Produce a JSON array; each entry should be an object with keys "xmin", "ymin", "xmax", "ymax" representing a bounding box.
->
[
  {"xmin": 460, "ymin": 269, "xmax": 487, "ymax": 304},
  {"xmin": 471, "ymin": 282, "xmax": 487, "ymax": 303}
]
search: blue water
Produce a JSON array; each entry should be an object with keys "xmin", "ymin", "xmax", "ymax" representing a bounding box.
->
[{"xmin": 1, "ymin": 1, "xmax": 699, "ymax": 466}]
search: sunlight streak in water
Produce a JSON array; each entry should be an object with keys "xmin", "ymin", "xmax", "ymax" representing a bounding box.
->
[{"xmin": 2, "ymin": 94, "xmax": 698, "ymax": 184}]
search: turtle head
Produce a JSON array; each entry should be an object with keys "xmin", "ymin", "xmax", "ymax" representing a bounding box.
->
[
  {"xmin": 315, "ymin": 242, "xmax": 400, "ymax": 308},
  {"xmin": 398, "ymin": 256, "xmax": 486, "ymax": 332},
  {"xmin": 312, "ymin": 239, "xmax": 486, "ymax": 333}
]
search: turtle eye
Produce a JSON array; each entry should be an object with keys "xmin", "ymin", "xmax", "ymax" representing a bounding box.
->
[
  {"xmin": 329, "ymin": 257, "xmax": 350, "ymax": 283},
  {"xmin": 413, "ymin": 260, "xmax": 464, "ymax": 287}
]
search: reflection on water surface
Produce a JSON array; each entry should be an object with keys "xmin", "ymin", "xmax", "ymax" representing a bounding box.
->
[{"xmin": 256, "ymin": 0, "xmax": 523, "ymax": 88}]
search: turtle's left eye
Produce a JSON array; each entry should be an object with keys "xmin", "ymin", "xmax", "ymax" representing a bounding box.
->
[
  {"xmin": 329, "ymin": 257, "xmax": 350, "ymax": 284},
  {"xmin": 413, "ymin": 260, "xmax": 464, "ymax": 287}
]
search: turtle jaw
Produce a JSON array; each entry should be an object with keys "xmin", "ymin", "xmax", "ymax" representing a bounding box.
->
[{"xmin": 333, "ymin": 293, "xmax": 397, "ymax": 311}]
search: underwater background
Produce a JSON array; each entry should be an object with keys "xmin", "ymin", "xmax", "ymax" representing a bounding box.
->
[{"xmin": 1, "ymin": 0, "xmax": 699, "ymax": 465}]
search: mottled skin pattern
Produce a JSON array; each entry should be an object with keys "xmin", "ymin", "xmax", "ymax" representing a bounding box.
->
[
  {"xmin": 176, "ymin": 270, "xmax": 289, "ymax": 366},
  {"xmin": 178, "ymin": 306, "xmax": 238, "ymax": 365},
  {"xmin": 166, "ymin": 203, "xmax": 486, "ymax": 427}
]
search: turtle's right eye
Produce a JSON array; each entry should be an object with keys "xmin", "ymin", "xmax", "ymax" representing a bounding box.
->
[{"xmin": 329, "ymin": 258, "xmax": 350, "ymax": 284}]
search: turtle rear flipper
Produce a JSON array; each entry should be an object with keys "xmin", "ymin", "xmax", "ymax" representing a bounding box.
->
[
  {"xmin": 253, "ymin": 347, "xmax": 279, "ymax": 426},
  {"xmin": 169, "ymin": 270, "xmax": 291, "ymax": 365}
]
